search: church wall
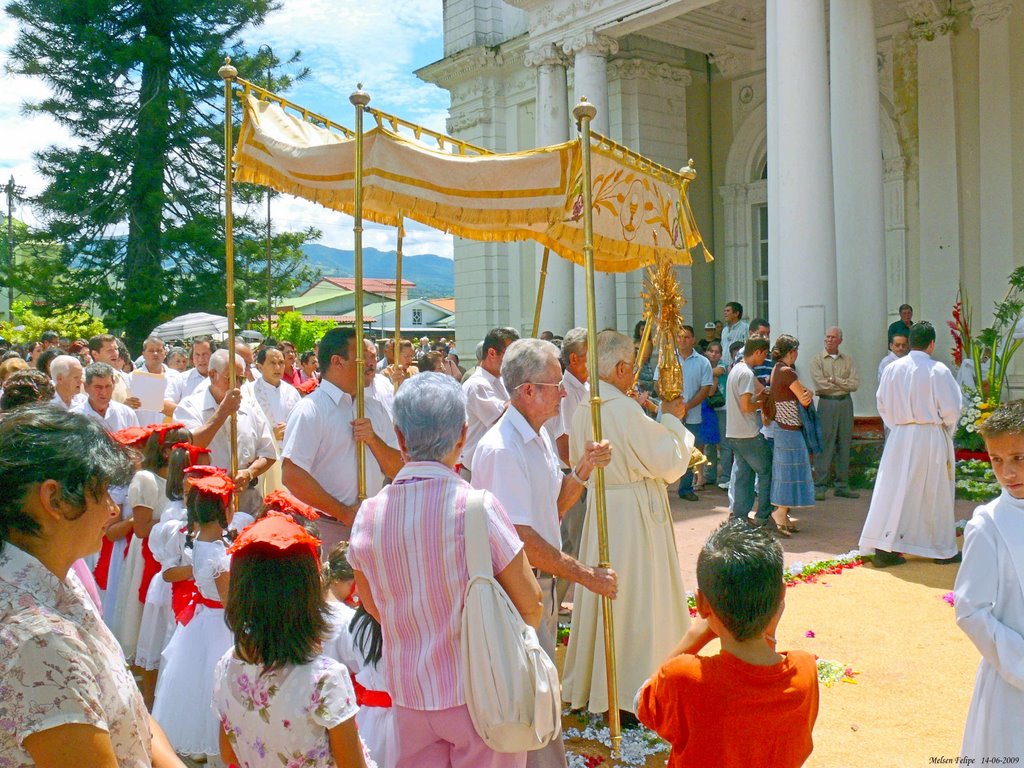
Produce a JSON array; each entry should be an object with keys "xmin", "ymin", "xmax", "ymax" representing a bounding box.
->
[{"xmin": 952, "ymin": 23, "xmax": 981, "ymax": 323}]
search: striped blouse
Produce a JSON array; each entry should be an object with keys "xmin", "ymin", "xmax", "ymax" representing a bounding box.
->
[{"xmin": 347, "ymin": 461, "xmax": 523, "ymax": 710}]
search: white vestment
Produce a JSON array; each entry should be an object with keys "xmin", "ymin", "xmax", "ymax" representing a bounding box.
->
[
  {"xmin": 955, "ymin": 492, "xmax": 1024, "ymax": 759},
  {"xmin": 859, "ymin": 350, "xmax": 962, "ymax": 558},
  {"xmin": 562, "ymin": 381, "xmax": 694, "ymax": 714},
  {"xmin": 246, "ymin": 377, "xmax": 301, "ymax": 495}
]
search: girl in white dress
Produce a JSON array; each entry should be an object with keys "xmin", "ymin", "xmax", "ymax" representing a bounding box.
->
[
  {"xmin": 136, "ymin": 440, "xmax": 211, "ymax": 694},
  {"xmin": 214, "ymin": 514, "xmax": 372, "ymax": 768},
  {"xmin": 111, "ymin": 422, "xmax": 189, "ymax": 704},
  {"xmin": 152, "ymin": 468, "xmax": 237, "ymax": 761}
]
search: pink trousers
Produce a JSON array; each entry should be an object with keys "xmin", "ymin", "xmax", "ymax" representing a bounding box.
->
[{"xmin": 393, "ymin": 704, "xmax": 526, "ymax": 768}]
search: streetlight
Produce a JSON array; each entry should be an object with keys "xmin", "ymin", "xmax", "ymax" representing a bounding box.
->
[
  {"xmin": 4, "ymin": 176, "xmax": 26, "ymax": 321},
  {"xmin": 257, "ymin": 44, "xmax": 274, "ymax": 337}
]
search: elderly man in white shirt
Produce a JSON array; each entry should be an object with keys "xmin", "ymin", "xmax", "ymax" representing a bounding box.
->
[
  {"xmin": 130, "ymin": 336, "xmax": 180, "ymax": 425},
  {"xmin": 459, "ymin": 326, "xmax": 519, "ymax": 478},
  {"xmin": 72, "ymin": 363, "xmax": 140, "ymax": 431},
  {"xmin": 281, "ymin": 327, "xmax": 403, "ymax": 551},
  {"xmin": 174, "ymin": 349, "xmax": 276, "ymax": 513},
  {"xmin": 87, "ymin": 334, "xmax": 140, "ymax": 409},
  {"xmin": 472, "ymin": 337, "xmax": 614, "ymax": 768},
  {"xmin": 49, "ymin": 355, "xmax": 86, "ymax": 410}
]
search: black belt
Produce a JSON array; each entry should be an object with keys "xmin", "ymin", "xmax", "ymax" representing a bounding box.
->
[{"xmin": 817, "ymin": 393, "xmax": 849, "ymax": 401}]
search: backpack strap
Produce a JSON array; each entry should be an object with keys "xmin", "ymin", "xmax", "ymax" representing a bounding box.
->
[{"xmin": 463, "ymin": 489, "xmax": 492, "ymax": 579}]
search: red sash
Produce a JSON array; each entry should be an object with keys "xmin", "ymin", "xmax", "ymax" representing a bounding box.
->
[
  {"xmin": 93, "ymin": 530, "xmax": 133, "ymax": 590},
  {"xmin": 171, "ymin": 580, "xmax": 223, "ymax": 625},
  {"xmin": 352, "ymin": 677, "xmax": 392, "ymax": 708},
  {"xmin": 138, "ymin": 537, "xmax": 161, "ymax": 603}
]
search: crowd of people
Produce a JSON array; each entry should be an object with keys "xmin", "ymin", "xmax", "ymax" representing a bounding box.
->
[{"xmin": 0, "ymin": 301, "xmax": 1020, "ymax": 767}]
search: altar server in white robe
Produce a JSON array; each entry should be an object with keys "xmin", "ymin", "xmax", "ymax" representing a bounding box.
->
[
  {"xmin": 955, "ymin": 400, "xmax": 1024, "ymax": 761},
  {"xmin": 562, "ymin": 329, "xmax": 695, "ymax": 715},
  {"xmin": 246, "ymin": 345, "xmax": 301, "ymax": 494},
  {"xmin": 859, "ymin": 322, "xmax": 962, "ymax": 566}
]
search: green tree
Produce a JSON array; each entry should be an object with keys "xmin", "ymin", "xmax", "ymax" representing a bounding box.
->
[
  {"xmin": 275, "ymin": 311, "xmax": 336, "ymax": 354},
  {"xmin": 0, "ymin": 300, "xmax": 106, "ymax": 344},
  {"xmin": 3, "ymin": 0, "xmax": 315, "ymax": 346}
]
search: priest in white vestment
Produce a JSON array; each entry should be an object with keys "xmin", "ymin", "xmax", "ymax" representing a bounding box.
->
[
  {"xmin": 246, "ymin": 346, "xmax": 301, "ymax": 495},
  {"xmin": 562, "ymin": 330, "xmax": 695, "ymax": 715},
  {"xmin": 859, "ymin": 322, "xmax": 962, "ymax": 565}
]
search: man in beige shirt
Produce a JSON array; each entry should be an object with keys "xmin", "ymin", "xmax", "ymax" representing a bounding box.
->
[{"xmin": 810, "ymin": 326, "xmax": 860, "ymax": 500}]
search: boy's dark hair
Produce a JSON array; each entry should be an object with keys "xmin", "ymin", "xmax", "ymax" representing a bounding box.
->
[
  {"xmin": 743, "ymin": 338, "xmax": 770, "ymax": 357},
  {"xmin": 696, "ymin": 520, "xmax": 784, "ymax": 641},
  {"xmin": 909, "ymin": 321, "xmax": 936, "ymax": 350},
  {"xmin": 979, "ymin": 400, "xmax": 1024, "ymax": 439},
  {"xmin": 226, "ymin": 545, "xmax": 330, "ymax": 670}
]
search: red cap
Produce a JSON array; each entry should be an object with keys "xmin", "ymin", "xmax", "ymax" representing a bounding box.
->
[
  {"xmin": 188, "ymin": 472, "xmax": 236, "ymax": 505},
  {"xmin": 296, "ymin": 378, "xmax": 319, "ymax": 395},
  {"xmin": 147, "ymin": 422, "xmax": 186, "ymax": 446},
  {"xmin": 262, "ymin": 489, "xmax": 319, "ymax": 520},
  {"xmin": 111, "ymin": 425, "xmax": 153, "ymax": 447},
  {"xmin": 226, "ymin": 513, "xmax": 320, "ymax": 560},
  {"xmin": 171, "ymin": 442, "xmax": 212, "ymax": 465}
]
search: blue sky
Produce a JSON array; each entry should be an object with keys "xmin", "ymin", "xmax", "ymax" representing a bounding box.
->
[{"xmin": 0, "ymin": 0, "xmax": 455, "ymax": 257}]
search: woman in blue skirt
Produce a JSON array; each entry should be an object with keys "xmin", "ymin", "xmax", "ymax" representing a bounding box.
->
[{"xmin": 768, "ymin": 334, "xmax": 816, "ymax": 535}]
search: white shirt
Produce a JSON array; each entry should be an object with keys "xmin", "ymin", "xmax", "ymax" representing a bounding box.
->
[
  {"xmin": 247, "ymin": 376, "xmax": 301, "ymax": 432},
  {"xmin": 72, "ymin": 398, "xmax": 140, "ymax": 432},
  {"xmin": 166, "ymin": 367, "xmax": 208, "ymax": 403},
  {"xmin": 368, "ymin": 373, "xmax": 395, "ymax": 418},
  {"xmin": 473, "ymin": 405, "xmax": 563, "ymax": 550},
  {"xmin": 720, "ymin": 320, "xmax": 749, "ymax": 362},
  {"xmin": 281, "ymin": 379, "xmax": 398, "ymax": 506},
  {"xmin": 557, "ymin": 369, "xmax": 589, "ymax": 439},
  {"xmin": 50, "ymin": 391, "xmax": 85, "ymax": 411},
  {"xmin": 174, "ymin": 387, "xmax": 277, "ymax": 470},
  {"xmin": 877, "ymin": 351, "xmax": 898, "ymax": 384},
  {"xmin": 460, "ymin": 366, "xmax": 509, "ymax": 471}
]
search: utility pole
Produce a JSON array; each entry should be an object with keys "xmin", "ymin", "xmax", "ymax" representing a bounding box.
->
[
  {"xmin": 4, "ymin": 176, "xmax": 26, "ymax": 321},
  {"xmin": 258, "ymin": 44, "xmax": 274, "ymax": 337}
]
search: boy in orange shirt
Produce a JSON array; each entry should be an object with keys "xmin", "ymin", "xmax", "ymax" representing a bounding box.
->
[{"xmin": 636, "ymin": 520, "xmax": 819, "ymax": 767}]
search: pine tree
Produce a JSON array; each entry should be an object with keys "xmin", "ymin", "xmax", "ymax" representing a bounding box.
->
[{"xmin": 4, "ymin": 0, "xmax": 318, "ymax": 346}]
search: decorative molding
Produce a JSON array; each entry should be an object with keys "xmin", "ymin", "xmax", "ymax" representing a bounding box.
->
[
  {"xmin": 560, "ymin": 30, "xmax": 619, "ymax": 58},
  {"xmin": 606, "ymin": 58, "xmax": 692, "ymax": 87},
  {"xmin": 971, "ymin": 0, "xmax": 1012, "ymax": 28},
  {"xmin": 897, "ymin": 0, "xmax": 940, "ymax": 24},
  {"xmin": 884, "ymin": 156, "xmax": 907, "ymax": 181},
  {"xmin": 709, "ymin": 47, "xmax": 753, "ymax": 79},
  {"xmin": 524, "ymin": 42, "xmax": 567, "ymax": 69},
  {"xmin": 446, "ymin": 109, "xmax": 494, "ymax": 134}
]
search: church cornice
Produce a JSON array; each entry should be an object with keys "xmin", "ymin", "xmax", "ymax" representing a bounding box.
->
[
  {"xmin": 970, "ymin": 0, "xmax": 1012, "ymax": 27},
  {"xmin": 606, "ymin": 57, "xmax": 692, "ymax": 86},
  {"xmin": 417, "ymin": 39, "xmax": 528, "ymax": 88}
]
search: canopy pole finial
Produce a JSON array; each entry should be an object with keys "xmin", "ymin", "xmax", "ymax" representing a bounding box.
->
[{"xmin": 571, "ymin": 97, "xmax": 622, "ymax": 757}]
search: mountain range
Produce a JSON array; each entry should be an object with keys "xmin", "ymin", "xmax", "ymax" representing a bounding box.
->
[{"xmin": 300, "ymin": 243, "xmax": 454, "ymax": 298}]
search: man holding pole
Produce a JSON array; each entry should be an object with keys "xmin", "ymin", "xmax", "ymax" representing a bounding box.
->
[{"xmin": 561, "ymin": 329, "xmax": 695, "ymax": 720}]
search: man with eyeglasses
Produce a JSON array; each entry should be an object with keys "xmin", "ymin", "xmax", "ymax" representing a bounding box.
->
[
  {"xmin": 561, "ymin": 329, "xmax": 696, "ymax": 724},
  {"xmin": 473, "ymin": 337, "xmax": 615, "ymax": 768}
]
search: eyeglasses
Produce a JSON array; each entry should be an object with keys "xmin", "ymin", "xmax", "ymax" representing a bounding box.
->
[{"xmin": 517, "ymin": 379, "xmax": 566, "ymax": 393}]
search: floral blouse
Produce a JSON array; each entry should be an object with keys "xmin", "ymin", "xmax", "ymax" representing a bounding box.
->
[
  {"xmin": 0, "ymin": 543, "xmax": 152, "ymax": 767},
  {"xmin": 214, "ymin": 652, "xmax": 372, "ymax": 768}
]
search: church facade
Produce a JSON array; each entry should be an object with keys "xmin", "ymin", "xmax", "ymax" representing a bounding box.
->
[{"xmin": 418, "ymin": 0, "xmax": 1022, "ymax": 414}]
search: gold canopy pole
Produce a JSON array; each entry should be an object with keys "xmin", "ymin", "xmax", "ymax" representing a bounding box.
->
[
  {"xmin": 631, "ymin": 313, "xmax": 654, "ymax": 393},
  {"xmin": 531, "ymin": 247, "xmax": 550, "ymax": 339},
  {"xmin": 219, "ymin": 58, "xmax": 239, "ymax": 483},
  {"xmin": 350, "ymin": 84, "xmax": 370, "ymax": 502},
  {"xmin": 393, "ymin": 216, "xmax": 404, "ymax": 388},
  {"xmin": 572, "ymin": 98, "xmax": 621, "ymax": 755}
]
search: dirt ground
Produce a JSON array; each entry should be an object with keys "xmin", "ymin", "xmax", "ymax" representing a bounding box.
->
[{"xmin": 560, "ymin": 483, "xmax": 982, "ymax": 768}]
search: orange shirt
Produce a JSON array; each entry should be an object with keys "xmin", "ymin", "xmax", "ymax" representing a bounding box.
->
[{"xmin": 636, "ymin": 649, "xmax": 819, "ymax": 768}]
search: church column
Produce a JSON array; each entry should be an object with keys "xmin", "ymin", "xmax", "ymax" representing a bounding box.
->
[
  {"xmin": 525, "ymin": 42, "xmax": 574, "ymax": 335},
  {"xmin": 766, "ymin": 0, "xmax": 837, "ymax": 350},
  {"xmin": 972, "ymin": 1, "xmax": 1014, "ymax": 315},
  {"xmin": 910, "ymin": 12, "xmax": 960, "ymax": 359},
  {"xmin": 564, "ymin": 30, "xmax": 618, "ymax": 331},
  {"xmin": 830, "ymin": 0, "xmax": 887, "ymax": 415}
]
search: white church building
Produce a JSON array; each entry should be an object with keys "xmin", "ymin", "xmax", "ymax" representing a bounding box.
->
[{"xmin": 417, "ymin": 0, "xmax": 1021, "ymax": 414}]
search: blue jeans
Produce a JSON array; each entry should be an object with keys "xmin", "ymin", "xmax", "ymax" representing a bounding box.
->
[{"xmin": 728, "ymin": 435, "xmax": 773, "ymax": 519}]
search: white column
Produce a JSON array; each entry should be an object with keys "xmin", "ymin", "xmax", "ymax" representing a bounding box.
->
[
  {"xmin": 914, "ymin": 24, "xmax": 960, "ymax": 359},
  {"xmin": 526, "ymin": 43, "xmax": 574, "ymax": 335},
  {"xmin": 973, "ymin": 1, "xmax": 1014, "ymax": 315},
  {"xmin": 830, "ymin": 0, "xmax": 887, "ymax": 416},
  {"xmin": 565, "ymin": 31, "xmax": 618, "ymax": 331},
  {"xmin": 766, "ymin": 0, "xmax": 837, "ymax": 348}
]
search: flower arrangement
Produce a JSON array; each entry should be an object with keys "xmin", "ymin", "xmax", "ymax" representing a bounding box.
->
[
  {"xmin": 955, "ymin": 389, "xmax": 995, "ymax": 453},
  {"xmin": 954, "ymin": 458, "xmax": 1000, "ymax": 501},
  {"xmin": 564, "ymin": 710, "xmax": 670, "ymax": 767},
  {"xmin": 816, "ymin": 659, "xmax": 859, "ymax": 687}
]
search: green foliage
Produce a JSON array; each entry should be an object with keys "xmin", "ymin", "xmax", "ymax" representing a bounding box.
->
[
  {"xmin": 275, "ymin": 311, "xmax": 336, "ymax": 354},
  {"xmin": 3, "ymin": 0, "xmax": 316, "ymax": 346},
  {"xmin": 0, "ymin": 300, "xmax": 106, "ymax": 343},
  {"xmin": 955, "ymin": 459, "xmax": 1000, "ymax": 502}
]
